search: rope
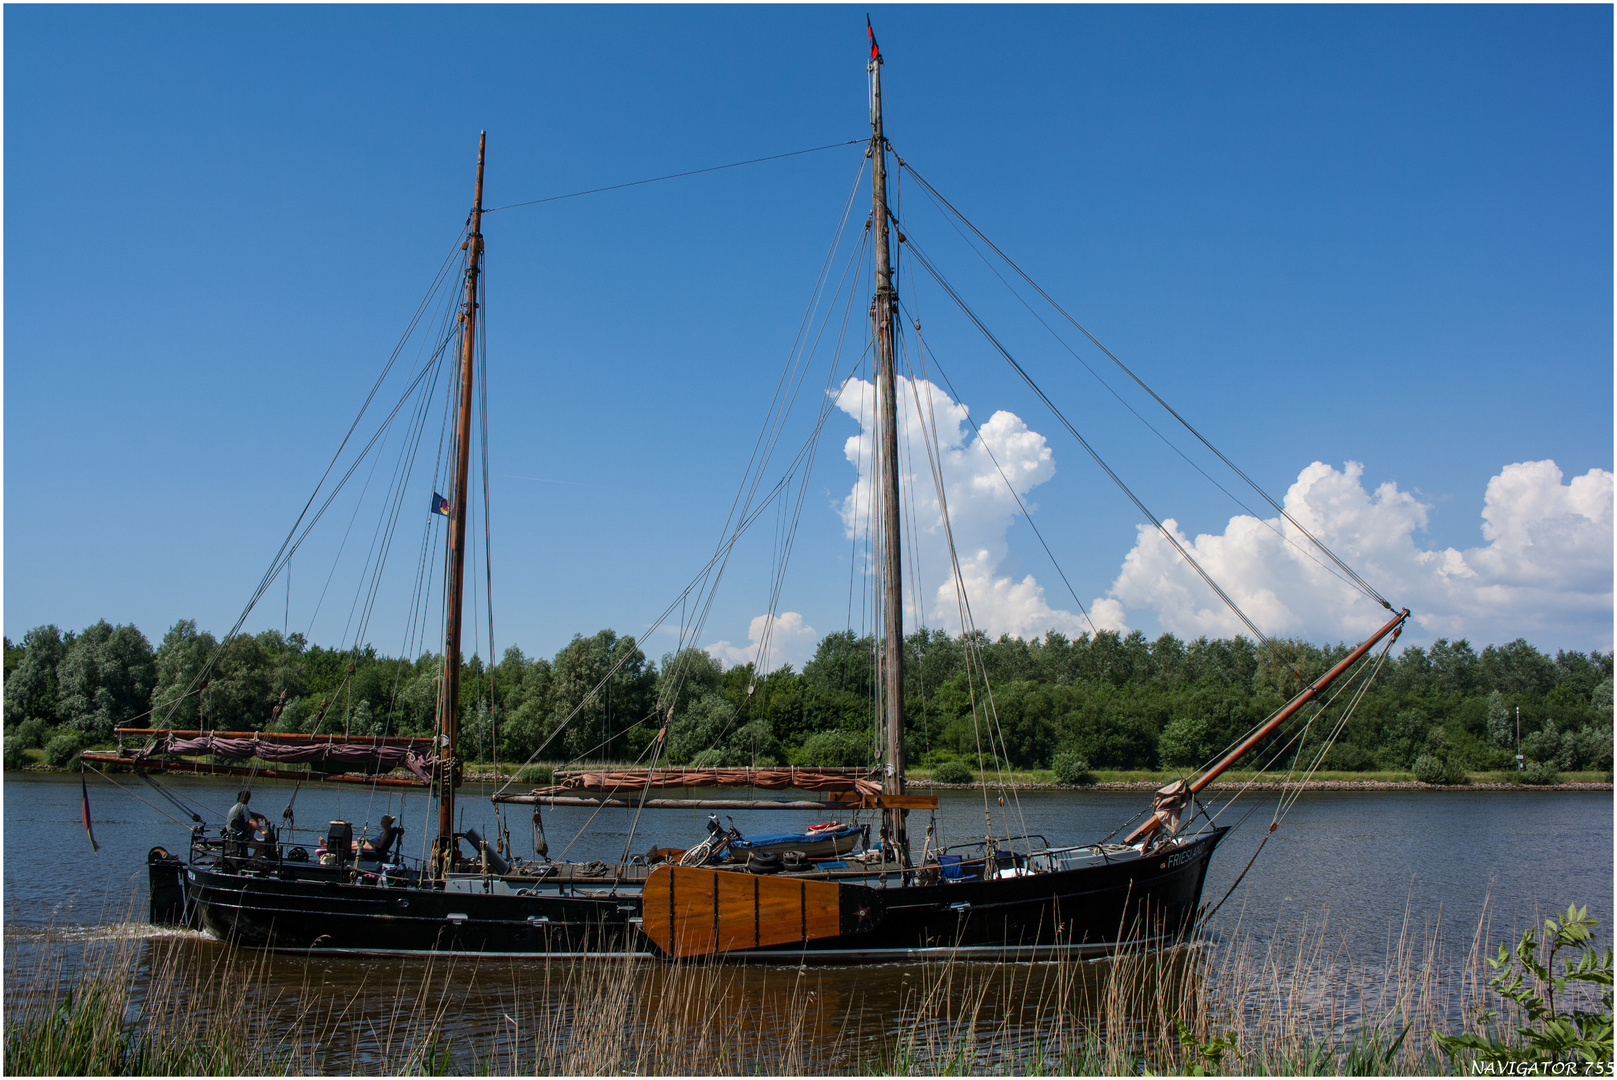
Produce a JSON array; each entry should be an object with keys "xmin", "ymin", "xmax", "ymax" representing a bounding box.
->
[
  {"xmin": 895, "ymin": 156, "xmax": 1391, "ymax": 611},
  {"xmin": 483, "ymin": 140, "xmax": 864, "ymax": 213},
  {"xmin": 902, "ymin": 235, "xmax": 1275, "ymax": 648},
  {"xmin": 85, "ymin": 765, "xmax": 203, "ymax": 831},
  {"xmin": 154, "ymin": 226, "xmax": 470, "ymax": 729},
  {"xmin": 897, "ymin": 335, "xmax": 1029, "ymax": 850},
  {"xmin": 904, "ymin": 314, "xmax": 1099, "ymax": 639},
  {"xmin": 1196, "ymin": 633, "xmax": 1399, "ymax": 922},
  {"xmin": 136, "ymin": 770, "xmax": 214, "ymax": 823}
]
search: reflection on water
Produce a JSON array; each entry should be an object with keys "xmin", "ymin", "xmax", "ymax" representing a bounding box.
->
[{"xmin": 4, "ymin": 772, "xmax": 1611, "ymax": 1073}]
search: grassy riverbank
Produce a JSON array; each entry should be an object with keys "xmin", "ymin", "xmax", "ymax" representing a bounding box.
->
[
  {"xmin": 33, "ymin": 748, "xmax": 1611, "ymax": 791},
  {"xmin": 6, "ymin": 901, "xmax": 1607, "ymax": 1076}
]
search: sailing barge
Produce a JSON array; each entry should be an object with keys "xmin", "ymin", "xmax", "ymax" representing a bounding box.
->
[{"xmin": 93, "ymin": 31, "xmax": 1410, "ymax": 962}]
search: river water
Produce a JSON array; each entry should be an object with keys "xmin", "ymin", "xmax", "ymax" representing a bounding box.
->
[{"xmin": 4, "ymin": 772, "xmax": 1611, "ymax": 1071}]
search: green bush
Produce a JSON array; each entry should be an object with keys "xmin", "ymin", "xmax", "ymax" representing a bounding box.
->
[
  {"xmin": 1522, "ymin": 760, "xmax": 1561, "ymax": 785},
  {"xmin": 3, "ymin": 737, "xmax": 27, "ymax": 771},
  {"xmin": 1158, "ymin": 717, "xmax": 1210, "ymax": 768},
  {"xmin": 1437, "ymin": 903, "xmax": 1613, "ymax": 1068},
  {"xmin": 796, "ymin": 730, "xmax": 868, "ymax": 768},
  {"xmin": 16, "ymin": 718, "xmax": 50, "ymax": 749},
  {"xmin": 44, "ymin": 731, "xmax": 83, "ymax": 769},
  {"xmin": 1052, "ymin": 751, "xmax": 1094, "ymax": 786},
  {"xmin": 1321, "ymin": 741, "xmax": 1373, "ymax": 771},
  {"xmin": 516, "ymin": 763, "xmax": 554, "ymax": 786},
  {"xmin": 930, "ymin": 760, "xmax": 974, "ymax": 785},
  {"xmin": 1411, "ymin": 754, "xmax": 1445, "ymax": 785}
]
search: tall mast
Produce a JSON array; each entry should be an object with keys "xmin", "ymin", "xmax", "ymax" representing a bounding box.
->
[
  {"xmin": 868, "ymin": 26, "xmax": 908, "ymax": 863},
  {"xmin": 435, "ymin": 131, "xmax": 486, "ymax": 877}
]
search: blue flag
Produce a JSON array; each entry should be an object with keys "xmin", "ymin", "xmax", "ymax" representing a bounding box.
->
[{"xmin": 431, "ymin": 492, "xmax": 451, "ymax": 517}]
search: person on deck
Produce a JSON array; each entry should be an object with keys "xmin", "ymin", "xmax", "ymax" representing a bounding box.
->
[
  {"xmin": 227, "ymin": 790, "xmax": 272, "ymax": 858},
  {"xmin": 360, "ymin": 815, "xmax": 398, "ymax": 861}
]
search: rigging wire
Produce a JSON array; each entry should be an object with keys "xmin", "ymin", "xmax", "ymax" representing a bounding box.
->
[
  {"xmin": 903, "ymin": 306, "xmax": 1100, "ymax": 639},
  {"xmin": 648, "ymin": 156, "xmax": 870, "ymax": 744},
  {"xmin": 901, "ymin": 233, "xmax": 1277, "ymax": 650},
  {"xmin": 155, "ymin": 238, "xmax": 471, "ymax": 729},
  {"xmin": 894, "ymin": 155, "xmax": 1391, "ymax": 611},
  {"xmin": 896, "ymin": 334, "xmax": 1030, "ymax": 851},
  {"xmin": 491, "ymin": 342, "xmax": 877, "ymax": 797},
  {"xmin": 482, "ymin": 140, "xmax": 865, "ymax": 214},
  {"xmin": 903, "ymin": 184, "xmax": 1376, "ymax": 614},
  {"xmin": 82, "ymin": 763, "xmax": 204, "ymax": 831}
]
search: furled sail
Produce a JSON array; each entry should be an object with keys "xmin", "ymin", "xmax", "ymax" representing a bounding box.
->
[
  {"xmin": 540, "ymin": 766, "xmax": 883, "ymax": 797},
  {"xmin": 109, "ymin": 727, "xmax": 440, "ymax": 782}
]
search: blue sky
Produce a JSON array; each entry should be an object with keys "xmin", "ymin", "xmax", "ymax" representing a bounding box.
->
[{"xmin": 5, "ymin": 5, "xmax": 1612, "ymax": 666}]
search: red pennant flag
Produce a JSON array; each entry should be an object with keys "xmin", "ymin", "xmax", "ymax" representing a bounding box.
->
[
  {"xmin": 867, "ymin": 16, "xmax": 880, "ymax": 61},
  {"xmin": 80, "ymin": 768, "xmax": 100, "ymax": 853}
]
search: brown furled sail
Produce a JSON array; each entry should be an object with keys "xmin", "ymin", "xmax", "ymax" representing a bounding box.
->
[
  {"xmin": 79, "ymin": 752, "xmax": 430, "ymax": 788},
  {"xmin": 114, "ymin": 729, "xmax": 439, "ymax": 778},
  {"xmin": 541, "ymin": 766, "xmax": 883, "ymax": 796}
]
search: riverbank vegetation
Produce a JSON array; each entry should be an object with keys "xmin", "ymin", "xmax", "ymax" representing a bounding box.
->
[
  {"xmin": 5, "ymin": 902, "xmax": 1609, "ymax": 1074},
  {"xmin": 5, "ymin": 619, "xmax": 1611, "ymax": 785}
]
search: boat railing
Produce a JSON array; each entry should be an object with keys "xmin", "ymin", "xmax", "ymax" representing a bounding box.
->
[
  {"xmin": 937, "ymin": 833, "xmax": 1049, "ymax": 857},
  {"xmin": 187, "ymin": 824, "xmax": 426, "ymax": 880}
]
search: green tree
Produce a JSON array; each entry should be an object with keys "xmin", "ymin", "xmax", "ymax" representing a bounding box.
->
[
  {"xmin": 550, "ymin": 630, "xmax": 655, "ymax": 763},
  {"xmin": 56, "ymin": 622, "xmax": 156, "ymax": 740},
  {"xmin": 1159, "ymin": 716, "xmax": 1213, "ymax": 769},
  {"xmin": 1486, "ymin": 690, "xmax": 1513, "ymax": 749},
  {"xmin": 795, "ymin": 729, "xmax": 869, "ymax": 767},
  {"xmin": 3, "ymin": 625, "xmax": 71, "ymax": 728},
  {"xmin": 149, "ymin": 619, "xmax": 217, "ymax": 728},
  {"xmin": 667, "ymin": 692, "xmax": 737, "ymax": 765}
]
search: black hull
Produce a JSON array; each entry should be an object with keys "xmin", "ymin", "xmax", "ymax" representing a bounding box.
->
[{"xmin": 180, "ymin": 828, "xmax": 1225, "ymax": 961}]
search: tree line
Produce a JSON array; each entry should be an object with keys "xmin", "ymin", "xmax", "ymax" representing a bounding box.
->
[{"xmin": 5, "ymin": 619, "xmax": 1612, "ymax": 782}]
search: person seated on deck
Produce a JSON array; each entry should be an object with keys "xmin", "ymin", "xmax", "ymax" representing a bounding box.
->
[
  {"xmin": 226, "ymin": 790, "xmax": 272, "ymax": 858},
  {"xmin": 359, "ymin": 815, "xmax": 399, "ymax": 862}
]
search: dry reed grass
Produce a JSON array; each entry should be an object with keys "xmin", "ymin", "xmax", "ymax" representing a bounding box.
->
[{"xmin": 2, "ymin": 898, "xmax": 1551, "ymax": 1076}]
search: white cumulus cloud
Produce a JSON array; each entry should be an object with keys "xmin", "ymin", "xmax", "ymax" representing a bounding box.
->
[
  {"xmin": 1103, "ymin": 459, "xmax": 1613, "ymax": 648},
  {"xmin": 706, "ymin": 611, "xmax": 819, "ymax": 671},
  {"xmin": 834, "ymin": 376, "xmax": 1090, "ymax": 639}
]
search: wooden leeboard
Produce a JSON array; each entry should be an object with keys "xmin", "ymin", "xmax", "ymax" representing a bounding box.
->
[{"xmin": 642, "ymin": 865, "xmax": 845, "ymax": 958}]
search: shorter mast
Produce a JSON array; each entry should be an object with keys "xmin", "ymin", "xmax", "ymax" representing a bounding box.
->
[{"xmin": 435, "ymin": 132, "xmax": 487, "ymax": 877}]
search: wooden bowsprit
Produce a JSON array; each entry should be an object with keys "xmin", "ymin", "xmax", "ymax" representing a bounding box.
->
[{"xmin": 641, "ymin": 865, "xmax": 885, "ymax": 958}]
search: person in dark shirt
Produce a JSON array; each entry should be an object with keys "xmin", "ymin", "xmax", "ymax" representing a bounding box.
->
[{"xmin": 226, "ymin": 790, "xmax": 271, "ymax": 857}]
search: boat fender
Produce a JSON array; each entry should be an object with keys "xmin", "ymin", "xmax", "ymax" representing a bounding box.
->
[
  {"xmin": 780, "ymin": 850, "xmax": 809, "ymax": 872},
  {"xmin": 464, "ymin": 828, "xmax": 511, "ymax": 875},
  {"xmin": 747, "ymin": 851, "xmax": 782, "ymax": 874}
]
